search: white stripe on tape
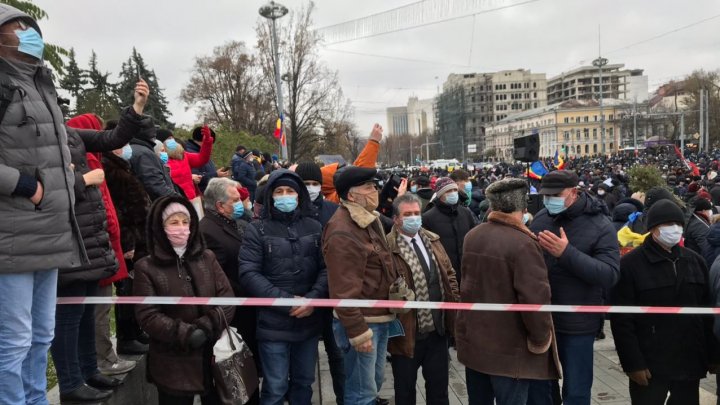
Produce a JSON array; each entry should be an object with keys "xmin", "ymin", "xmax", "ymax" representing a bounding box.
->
[{"xmin": 55, "ymin": 296, "xmax": 720, "ymax": 315}]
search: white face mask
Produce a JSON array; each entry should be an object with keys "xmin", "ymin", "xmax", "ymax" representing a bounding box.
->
[
  {"xmin": 656, "ymin": 224, "xmax": 683, "ymax": 247},
  {"xmin": 597, "ymin": 189, "xmax": 605, "ymax": 196},
  {"xmin": 307, "ymin": 185, "xmax": 321, "ymax": 201},
  {"xmin": 704, "ymin": 210, "xmax": 714, "ymax": 220}
]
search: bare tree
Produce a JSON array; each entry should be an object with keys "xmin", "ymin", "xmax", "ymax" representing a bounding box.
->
[
  {"xmin": 256, "ymin": 2, "xmax": 347, "ymax": 161},
  {"xmin": 181, "ymin": 41, "xmax": 276, "ymax": 137},
  {"xmin": 682, "ymin": 69, "xmax": 720, "ymax": 145}
]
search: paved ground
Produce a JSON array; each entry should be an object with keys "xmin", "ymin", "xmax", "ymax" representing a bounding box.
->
[{"xmin": 313, "ymin": 324, "xmax": 718, "ymax": 405}]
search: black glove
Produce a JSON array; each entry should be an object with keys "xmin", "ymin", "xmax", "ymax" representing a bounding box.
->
[{"xmin": 187, "ymin": 328, "xmax": 207, "ymax": 349}]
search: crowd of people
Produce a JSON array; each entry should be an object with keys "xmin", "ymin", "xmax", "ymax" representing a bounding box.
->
[{"xmin": 3, "ymin": 5, "xmax": 720, "ymax": 405}]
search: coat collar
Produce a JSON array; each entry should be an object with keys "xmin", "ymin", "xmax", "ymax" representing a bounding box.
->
[
  {"xmin": 487, "ymin": 211, "xmax": 537, "ymax": 239},
  {"xmin": 642, "ymin": 235, "xmax": 687, "ymax": 263},
  {"xmin": 341, "ymin": 200, "xmax": 380, "ymax": 229},
  {"xmin": 205, "ymin": 210, "xmax": 242, "ymax": 242}
]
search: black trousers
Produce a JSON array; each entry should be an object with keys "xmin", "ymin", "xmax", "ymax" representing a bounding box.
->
[
  {"xmin": 391, "ymin": 331, "xmax": 449, "ymax": 405},
  {"xmin": 629, "ymin": 378, "xmax": 699, "ymax": 405},
  {"xmin": 157, "ymin": 388, "xmax": 220, "ymax": 405}
]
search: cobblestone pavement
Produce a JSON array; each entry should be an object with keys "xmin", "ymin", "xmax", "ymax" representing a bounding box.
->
[{"xmin": 312, "ymin": 324, "xmax": 718, "ymax": 405}]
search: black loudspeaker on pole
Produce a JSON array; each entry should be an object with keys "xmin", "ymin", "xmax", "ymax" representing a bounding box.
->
[{"xmin": 513, "ymin": 133, "xmax": 540, "ymax": 163}]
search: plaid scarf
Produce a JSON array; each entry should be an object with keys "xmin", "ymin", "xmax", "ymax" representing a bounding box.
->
[{"xmin": 395, "ymin": 232, "xmax": 442, "ymax": 334}]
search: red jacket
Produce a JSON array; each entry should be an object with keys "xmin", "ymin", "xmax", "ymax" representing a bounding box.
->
[{"xmin": 168, "ymin": 135, "xmax": 213, "ymax": 199}]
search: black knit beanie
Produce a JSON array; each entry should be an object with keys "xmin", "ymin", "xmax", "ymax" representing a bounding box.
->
[
  {"xmin": 646, "ymin": 199, "xmax": 685, "ymax": 231},
  {"xmin": 156, "ymin": 129, "xmax": 173, "ymax": 143},
  {"xmin": 295, "ymin": 162, "xmax": 322, "ymax": 183},
  {"xmin": 645, "ymin": 187, "xmax": 675, "ymax": 210}
]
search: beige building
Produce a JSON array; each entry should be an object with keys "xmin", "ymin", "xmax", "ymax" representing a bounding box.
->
[
  {"xmin": 485, "ymin": 99, "xmax": 626, "ymax": 162},
  {"xmin": 436, "ymin": 69, "xmax": 548, "ymax": 159},
  {"xmin": 547, "ymin": 63, "xmax": 648, "ymax": 105},
  {"xmin": 386, "ymin": 96, "xmax": 435, "ymax": 136}
]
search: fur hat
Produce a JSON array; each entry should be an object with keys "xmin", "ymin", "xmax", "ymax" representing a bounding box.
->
[{"xmin": 485, "ymin": 178, "xmax": 528, "ymax": 213}]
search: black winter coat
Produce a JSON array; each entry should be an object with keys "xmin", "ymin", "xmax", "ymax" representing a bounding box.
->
[
  {"xmin": 238, "ymin": 170, "xmax": 328, "ymax": 342},
  {"xmin": 610, "ymin": 237, "xmax": 719, "ymax": 380},
  {"xmin": 101, "ymin": 152, "xmax": 150, "ymax": 259},
  {"xmin": 705, "ymin": 223, "xmax": 720, "ymax": 267},
  {"xmin": 684, "ymin": 213, "xmax": 711, "ymax": 261},
  {"xmin": 59, "ymin": 107, "xmax": 151, "ymax": 285},
  {"xmin": 199, "ymin": 209, "xmax": 258, "ymax": 359},
  {"xmin": 310, "ymin": 195, "xmax": 339, "ymax": 228},
  {"xmin": 530, "ymin": 193, "xmax": 620, "ymax": 334},
  {"xmin": 422, "ymin": 199, "xmax": 477, "ymax": 282},
  {"xmin": 129, "ymin": 136, "xmax": 177, "ymax": 201}
]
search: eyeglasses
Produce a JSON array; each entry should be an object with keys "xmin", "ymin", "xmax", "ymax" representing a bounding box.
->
[{"xmin": 14, "ymin": 20, "xmax": 29, "ymax": 31}]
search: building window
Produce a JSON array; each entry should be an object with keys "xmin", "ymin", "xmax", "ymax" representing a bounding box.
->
[
  {"xmin": 584, "ymin": 116, "xmax": 589, "ymax": 122},
  {"xmin": 593, "ymin": 144, "xmax": 598, "ymax": 153},
  {"xmin": 533, "ymin": 92, "xmax": 537, "ymax": 98},
  {"xmin": 610, "ymin": 142, "xmax": 614, "ymax": 150},
  {"xmin": 564, "ymin": 131, "xmax": 570, "ymax": 140},
  {"xmin": 471, "ymin": 96, "xmax": 475, "ymax": 102},
  {"xmin": 609, "ymin": 114, "xmax": 614, "ymax": 120},
  {"xmin": 585, "ymin": 145, "xmax": 589, "ymax": 154},
  {"xmin": 564, "ymin": 117, "xmax": 569, "ymax": 124},
  {"xmin": 533, "ymin": 82, "xmax": 537, "ymax": 88},
  {"xmin": 576, "ymin": 117, "xmax": 581, "ymax": 123},
  {"xmin": 576, "ymin": 130, "xmax": 581, "ymax": 140},
  {"xmin": 594, "ymin": 115, "xmax": 598, "ymax": 121},
  {"xmin": 584, "ymin": 129, "xmax": 589, "ymax": 139},
  {"xmin": 609, "ymin": 128, "xmax": 614, "ymax": 136},
  {"xmin": 593, "ymin": 128, "xmax": 597, "ymax": 139},
  {"xmin": 534, "ymin": 102, "xmax": 537, "ymax": 108}
]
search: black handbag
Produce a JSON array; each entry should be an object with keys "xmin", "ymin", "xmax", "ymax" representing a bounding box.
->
[{"xmin": 211, "ymin": 308, "xmax": 259, "ymax": 405}]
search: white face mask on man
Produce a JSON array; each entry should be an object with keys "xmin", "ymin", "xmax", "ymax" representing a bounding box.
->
[{"xmin": 656, "ymin": 224, "xmax": 683, "ymax": 247}]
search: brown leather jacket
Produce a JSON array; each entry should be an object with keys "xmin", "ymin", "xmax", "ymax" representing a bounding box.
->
[
  {"xmin": 455, "ymin": 211, "xmax": 560, "ymax": 380},
  {"xmin": 387, "ymin": 226, "xmax": 459, "ymax": 357},
  {"xmin": 134, "ymin": 196, "xmax": 235, "ymax": 396},
  {"xmin": 322, "ymin": 201, "xmax": 398, "ymax": 346}
]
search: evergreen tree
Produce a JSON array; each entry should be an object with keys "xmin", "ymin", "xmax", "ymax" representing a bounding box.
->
[
  {"xmin": 75, "ymin": 51, "xmax": 120, "ymax": 120},
  {"xmin": 115, "ymin": 48, "xmax": 173, "ymax": 127},
  {"xmin": 58, "ymin": 48, "xmax": 87, "ymax": 114}
]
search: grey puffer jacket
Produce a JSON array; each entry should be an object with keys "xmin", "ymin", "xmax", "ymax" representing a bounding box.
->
[{"xmin": 0, "ymin": 57, "xmax": 85, "ymax": 273}]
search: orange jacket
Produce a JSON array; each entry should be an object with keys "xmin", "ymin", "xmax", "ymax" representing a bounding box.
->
[{"xmin": 321, "ymin": 139, "xmax": 379, "ymax": 203}]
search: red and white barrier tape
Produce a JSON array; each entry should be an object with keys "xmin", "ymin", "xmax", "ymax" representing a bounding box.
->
[{"xmin": 56, "ymin": 296, "xmax": 720, "ymax": 315}]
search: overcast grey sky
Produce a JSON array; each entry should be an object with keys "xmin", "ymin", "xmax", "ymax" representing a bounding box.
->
[{"xmin": 34, "ymin": 0, "xmax": 720, "ymax": 136}]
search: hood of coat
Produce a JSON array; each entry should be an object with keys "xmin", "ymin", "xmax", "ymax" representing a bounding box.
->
[
  {"xmin": 146, "ymin": 195, "xmax": 205, "ymax": 264},
  {"xmin": 612, "ymin": 203, "xmax": 639, "ymax": 223},
  {"xmin": 261, "ymin": 169, "xmax": 313, "ymax": 220}
]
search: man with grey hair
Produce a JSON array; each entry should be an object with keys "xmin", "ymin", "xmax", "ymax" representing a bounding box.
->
[
  {"xmin": 456, "ymin": 178, "xmax": 560, "ymax": 405},
  {"xmin": 387, "ymin": 193, "xmax": 459, "ymax": 405},
  {"xmin": 198, "ymin": 177, "xmax": 261, "ymax": 404}
]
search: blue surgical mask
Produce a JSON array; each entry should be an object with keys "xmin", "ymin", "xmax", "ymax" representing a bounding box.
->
[
  {"xmin": 522, "ymin": 212, "xmax": 530, "ymax": 225},
  {"xmin": 159, "ymin": 152, "xmax": 169, "ymax": 165},
  {"xmin": 165, "ymin": 139, "xmax": 178, "ymax": 152},
  {"xmin": 464, "ymin": 183, "xmax": 472, "ymax": 194},
  {"xmin": 120, "ymin": 144, "xmax": 132, "ymax": 161},
  {"xmin": 232, "ymin": 202, "xmax": 245, "ymax": 219},
  {"xmin": 543, "ymin": 196, "xmax": 567, "ymax": 215},
  {"xmin": 410, "ymin": 185, "xmax": 418, "ymax": 193},
  {"xmin": 401, "ymin": 215, "xmax": 422, "ymax": 235},
  {"xmin": 16, "ymin": 28, "xmax": 44, "ymax": 60},
  {"xmin": 444, "ymin": 192, "xmax": 459, "ymax": 205},
  {"xmin": 273, "ymin": 195, "xmax": 298, "ymax": 213}
]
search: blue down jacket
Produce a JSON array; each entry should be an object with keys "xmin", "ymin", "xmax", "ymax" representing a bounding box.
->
[
  {"xmin": 238, "ymin": 170, "xmax": 328, "ymax": 342},
  {"xmin": 530, "ymin": 192, "xmax": 621, "ymax": 335}
]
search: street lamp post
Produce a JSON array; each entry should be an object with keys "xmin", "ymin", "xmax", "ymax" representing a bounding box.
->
[
  {"xmin": 259, "ymin": 1, "xmax": 289, "ymax": 160},
  {"xmin": 593, "ymin": 56, "xmax": 608, "ymax": 155}
]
